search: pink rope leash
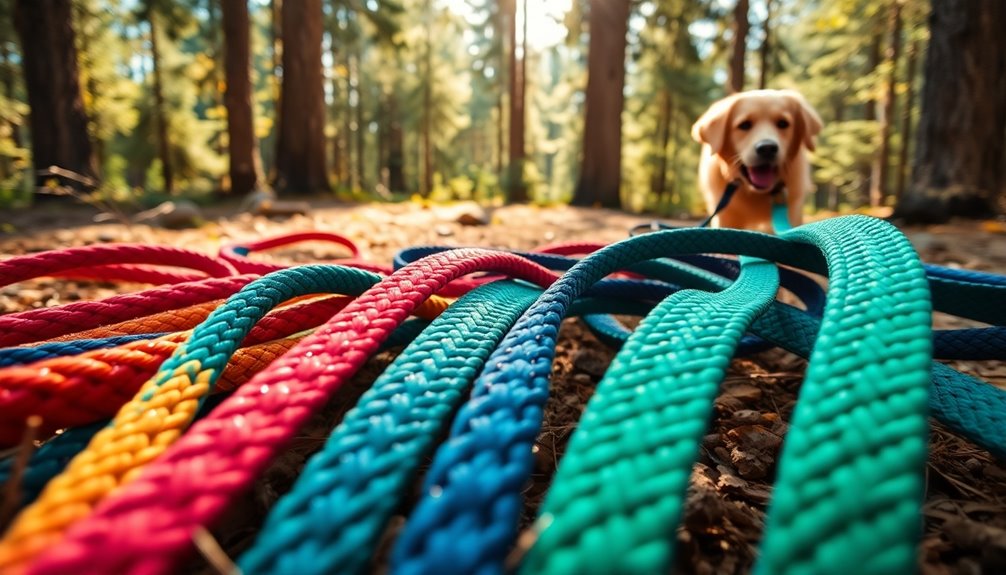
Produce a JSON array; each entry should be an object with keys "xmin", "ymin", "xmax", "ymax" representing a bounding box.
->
[
  {"xmin": 0, "ymin": 275, "xmax": 258, "ymax": 347},
  {"xmin": 221, "ymin": 231, "xmax": 393, "ymax": 276},
  {"xmin": 28, "ymin": 249, "xmax": 557, "ymax": 575},
  {"xmin": 0, "ymin": 244, "xmax": 237, "ymax": 288}
]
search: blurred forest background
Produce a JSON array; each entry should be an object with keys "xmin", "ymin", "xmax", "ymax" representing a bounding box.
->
[{"xmin": 0, "ymin": 0, "xmax": 1003, "ymax": 222}]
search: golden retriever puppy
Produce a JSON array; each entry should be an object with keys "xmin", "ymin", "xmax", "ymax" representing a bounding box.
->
[{"xmin": 691, "ymin": 89, "xmax": 822, "ymax": 231}]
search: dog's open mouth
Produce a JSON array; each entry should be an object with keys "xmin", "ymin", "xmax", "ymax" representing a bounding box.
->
[{"xmin": 741, "ymin": 164, "xmax": 778, "ymax": 191}]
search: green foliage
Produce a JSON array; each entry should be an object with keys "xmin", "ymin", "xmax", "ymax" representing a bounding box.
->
[{"xmin": 1, "ymin": 0, "xmax": 931, "ymax": 213}]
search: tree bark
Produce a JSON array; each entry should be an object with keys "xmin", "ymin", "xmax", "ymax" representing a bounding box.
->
[
  {"xmin": 652, "ymin": 88, "xmax": 672, "ymax": 203},
  {"xmin": 572, "ymin": 0, "xmax": 629, "ymax": 208},
  {"xmin": 274, "ymin": 0, "xmax": 329, "ymax": 193},
  {"xmin": 148, "ymin": 12, "xmax": 174, "ymax": 193},
  {"xmin": 421, "ymin": 2, "xmax": 432, "ymax": 196},
  {"xmin": 222, "ymin": 0, "xmax": 265, "ymax": 196},
  {"xmin": 343, "ymin": 25, "xmax": 357, "ymax": 191},
  {"xmin": 206, "ymin": 0, "xmax": 225, "ymax": 158},
  {"xmin": 868, "ymin": 0, "xmax": 902, "ymax": 208},
  {"xmin": 505, "ymin": 0, "xmax": 527, "ymax": 202},
  {"xmin": 895, "ymin": 40, "xmax": 919, "ymax": 202},
  {"xmin": 727, "ymin": 0, "xmax": 749, "ymax": 94},
  {"xmin": 387, "ymin": 88, "xmax": 405, "ymax": 192},
  {"xmin": 896, "ymin": 0, "xmax": 1006, "ymax": 222},
  {"xmin": 354, "ymin": 51, "xmax": 366, "ymax": 191},
  {"xmin": 758, "ymin": 0, "xmax": 772, "ymax": 89},
  {"xmin": 327, "ymin": 23, "xmax": 344, "ymax": 185},
  {"xmin": 14, "ymin": 0, "xmax": 96, "ymax": 192}
]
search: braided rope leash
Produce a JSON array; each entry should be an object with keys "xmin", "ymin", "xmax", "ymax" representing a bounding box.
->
[
  {"xmin": 0, "ymin": 244, "xmax": 237, "ymax": 287},
  {"xmin": 235, "ymin": 279, "xmax": 660, "ymax": 575},
  {"xmin": 523, "ymin": 216, "xmax": 931, "ymax": 575},
  {"xmin": 0, "ymin": 334, "xmax": 165, "ymax": 368},
  {"xmin": 521, "ymin": 256, "xmax": 779, "ymax": 574},
  {"xmin": 23, "ymin": 250, "xmax": 557, "ymax": 575},
  {"xmin": 0, "ymin": 265, "xmax": 384, "ymax": 572},
  {"xmin": 0, "ymin": 334, "xmax": 304, "ymax": 446},
  {"xmin": 0, "ymin": 275, "xmax": 257, "ymax": 347},
  {"xmin": 37, "ymin": 299, "xmax": 224, "ymax": 342},
  {"xmin": 238, "ymin": 280, "xmax": 544, "ymax": 575},
  {"xmin": 390, "ymin": 228, "xmax": 822, "ymax": 575},
  {"xmin": 220, "ymin": 231, "xmax": 392, "ymax": 275},
  {"xmin": 0, "ymin": 292, "xmax": 447, "ymax": 441},
  {"xmin": 0, "ymin": 318, "xmax": 434, "ymax": 512}
]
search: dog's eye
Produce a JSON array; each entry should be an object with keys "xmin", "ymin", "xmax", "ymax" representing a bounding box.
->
[
  {"xmin": 737, "ymin": 120, "xmax": 752, "ymax": 131},
  {"xmin": 777, "ymin": 119, "xmax": 790, "ymax": 129}
]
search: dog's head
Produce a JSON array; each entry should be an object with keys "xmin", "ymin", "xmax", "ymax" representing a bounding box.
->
[{"xmin": 691, "ymin": 89, "xmax": 822, "ymax": 193}]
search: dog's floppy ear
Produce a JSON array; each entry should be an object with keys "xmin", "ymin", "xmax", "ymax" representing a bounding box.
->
[
  {"xmin": 783, "ymin": 90, "xmax": 823, "ymax": 152},
  {"xmin": 691, "ymin": 95, "xmax": 737, "ymax": 155}
]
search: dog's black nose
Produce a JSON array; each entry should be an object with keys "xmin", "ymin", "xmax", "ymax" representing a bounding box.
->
[{"xmin": 755, "ymin": 140, "xmax": 779, "ymax": 159}]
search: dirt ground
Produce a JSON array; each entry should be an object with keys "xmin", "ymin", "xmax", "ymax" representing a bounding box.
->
[{"xmin": 2, "ymin": 200, "xmax": 1005, "ymax": 574}]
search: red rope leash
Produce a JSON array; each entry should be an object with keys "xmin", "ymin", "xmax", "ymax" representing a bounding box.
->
[
  {"xmin": 221, "ymin": 231, "xmax": 393, "ymax": 276},
  {"xmin": 0, "ymin": 292, "xmax": 449, "ymax": 444},
  {"xmin": 0, "ymin": 244, "xmax": 237, "ymax": 288},
  {"xmin": 28, "ymin": 249, "xmax": 556, "ymax": 575},
  {"xmin": 0, "ymin": 275, "xmax": 258, "ymax": 347},
  {"xmin": 49, "ymin": 264, "xmax": 208, "ymax": 285}
]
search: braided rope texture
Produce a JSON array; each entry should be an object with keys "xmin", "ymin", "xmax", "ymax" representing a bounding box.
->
[
  {"xmin": 0, "ymin": 275, "xmax": 257, "ymax": 346},
  {"xmin": 25, "ymin": 249, "xmax": 557, "ymax": 575},
  {"xmin": 0, "ymin": 244, "xmax": 236, "ymax": 287},
  {"xmin": 0, "ymin": 292, "xmax": 448, "ymax": 445},
  {"xmin": 0, "ymin": 334, "xmax": 165, "ymax": 367},
  {"xmin": 239, "ymin": 281, "xmax": 542, "ymax": 575},
  {"xmin": 522, "ymin": 257, "xmax": 780, "ymax": 574},
  {"xmin": 392, "ymin": 229, "xmax": 818, "ymax": 575},
  {"xmin": 0, "ymin": 265, "xmax": 382, "ymax": 572},
  {"xmin": 0, "ymin": 335, "xmax": 302, "ymax": 445},
  {"xmin": 756, "ymin": 217, "xmax": 931, "ymax": 575},
  {"xmin": 0, "ymin": 318, "xmax": 433, "ymax": 512},
  {"xmin": 37, "ymin": 300, "xmax": 224, "ymax": 342}
]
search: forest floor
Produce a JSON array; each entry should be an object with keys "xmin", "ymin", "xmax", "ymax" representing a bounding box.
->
[{"xmin": 2, "ymin": 199, "xmax": 1006, "ymax": 574}]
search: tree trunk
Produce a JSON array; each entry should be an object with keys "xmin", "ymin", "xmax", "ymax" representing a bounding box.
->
[
  {"xmin": 421, "ymin": 3, "xmax": 433, "ymax": 196},
  {"xmin": 14, "ymin": 0, "xmax": 96, "ymax": 192},
  {"xmin": 206, "ymin": 0, "xmax": 225, "ymax": 158},
  {"xmin": 148, "ymin": 12, "xmax": 174, "ymax": 194},
  {"xmin": 505, "ymin": 0, "xmax": 527, "ymax": 202},
  {"xmin": 728, "ymin": 0, "xmax": 749, "ymax": 94},
  {"xmin": 222, "ymin": 0, "xmax": 265, "ymax": 196},
  {"xmin": 896, "ymin": 0, "xmax": 1006, "ymax": 222},
  {"xmin": 652, "ymin": 88, "xmax": 672, "ymax": 203},
  {"xmin": 868, "ymin": 0, "xmax": 902, "ymax": 208},
  {"xmin": 758, "ymin": 0, "xmax": 773, "ymax": 89},
  {"xmin": 344, "ymin": 35, "xmax": 357, "ymax": 191},
  {"xmin": 327, "ymin": 25, "xmax": 344, "ymax": 185},
  {"xmin": 274, "ymin": 0, "xmax": 329, "ymax": 193},
  {"xmin": 354, "ymin": 52, "xmax": 365, "ymax": 191},
  {"xmin": 895, "ymin": 40, "xmax": 919, "ymax": 202},
  {"xmin": 571, "ymin": 0, "xmax": 630, "ymax": 208},
  {"xmin": 1, "ymin": 34, "xmax": 21, "ymax": 180},
  {"xmin": 387, "ymin": 88, "xmax": 405, "ymax": 192}
]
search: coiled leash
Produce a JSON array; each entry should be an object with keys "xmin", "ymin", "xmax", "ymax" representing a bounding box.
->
[
  {"xmin": 392, "ymin": 218, "xmax": 930, "ymax": 575},
  {"xmin": 236, "ymin": 279, "xmax": 657, "ymax": 575},
  {"xmin": 0, "ymin": 265, "xmax": 393, "ymax": 571},
  {"xmin": 221, "ymin": 231, "xmax": 393, "ymax": 276},
  {"xmin": 0, "ymin": 317, "xmax": 434, "ymax": 513},
  {"xmin": 0, "ymin": 333, "xmax": 167, "ymax": 367},
  {"xmin": 23, "ymin": 250, "xmax": 559, "ymax": 575},
  {"xmin": 0, "ymin": 243, "xmax": 237, "ymax": 287},
  {"xmin": 0, "ymin": 274, "xmax": 258, "ymax": 346}
]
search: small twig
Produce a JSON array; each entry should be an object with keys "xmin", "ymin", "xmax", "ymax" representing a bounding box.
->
[
  {"xmin": 504, "ymin": 514, "xmax": 552, "ymax": 571},
  {"xmin": 0, "ymin": 415, "xmax": 42, "ymax": 530},
  {"xmin": 192, "ymin": 525, "xmax": 240, "ymax": 575}
]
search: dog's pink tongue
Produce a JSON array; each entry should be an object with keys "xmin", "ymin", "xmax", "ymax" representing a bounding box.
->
[{"xmin": 749, "ymin": 165, "xmax": 776, "ymax": 189}]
